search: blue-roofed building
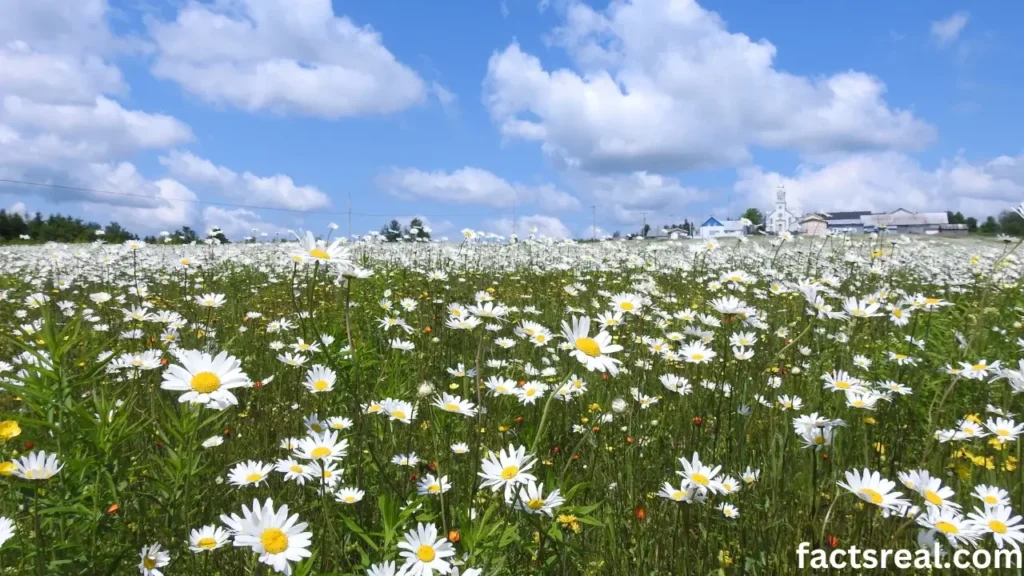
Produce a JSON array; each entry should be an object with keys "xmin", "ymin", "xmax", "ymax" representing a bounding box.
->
[{"xmin": 699, "ymin": 217, "xmax": 748, "ymax": 239}]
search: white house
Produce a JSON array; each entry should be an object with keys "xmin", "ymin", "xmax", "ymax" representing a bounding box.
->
[
  {"xmin": 699, "ymin": 217, "xmax": 747, "ymax": 239},
  {"xmin": 765, "ymin": 184, "xmax": 800, "ymax": 234}
]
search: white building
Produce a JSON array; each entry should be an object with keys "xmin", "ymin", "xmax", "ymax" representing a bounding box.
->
[
  {"xmin": 765, "ymin": 184, "xmax": 800, "ymax": 234},
  {"xmin": 698, "ymin": 217, "xmax": 747, "ymax": 239}
]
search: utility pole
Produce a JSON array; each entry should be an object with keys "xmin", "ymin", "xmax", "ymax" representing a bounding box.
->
[
  {"xmin": 642, "ymin": 211, "xmax": 647, "ymax": 238},
  {"xmin": 591, "ymin": 205, "xmax": 596, "ymax": 240}
]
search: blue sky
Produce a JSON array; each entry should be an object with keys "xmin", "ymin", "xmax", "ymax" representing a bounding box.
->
[{"xmin": 2, "ymin": 0, "xmax": 1022, "ymax": 239}]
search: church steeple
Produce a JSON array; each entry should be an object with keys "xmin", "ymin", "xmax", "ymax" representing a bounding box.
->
[{"xmin": 776, "ymin": 184, "xmax": 786, "ymax": 203}]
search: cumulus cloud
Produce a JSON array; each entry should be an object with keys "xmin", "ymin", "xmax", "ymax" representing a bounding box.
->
[
  {"xmin": 71, "ymin": 162, "xmax": 198, "ymax": 229},
  {"xmin": 149, "ymin": 0, "xmax": 426, "ymax": 118},
  {"xmin": 566, "ymin": 170, "xmax": 707, "ymax": 225},
  {"xmin": 931, "ymin": 12, "xmax": 969, "ymax": 46},
  {"xmin": 377, "ymin": 167, "xmax": 581, "ymax": 211},
  {"xmin": 160, "ymin": 150, "xmax": 330, "ymax": 210},
  {"xmin": 485, "ymin": 214, "xmax": 573, "ymax": 239},
  {"xmin": 0, "ymin": 0, "xmax": 196, "ymax": 231},
  {"xmin": 203, "ymin": 206, "xmax": 287, "ymax": 240},
  {"xmin": 484, "ymin": 0, "xmax": 934, "ymax": 173},
  {"xmin": 735, "ymin": 152, "xmax": 1024, "ymax": 218}
]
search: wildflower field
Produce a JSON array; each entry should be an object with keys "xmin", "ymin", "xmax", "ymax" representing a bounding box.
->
[{"xmin": 1, "ymin": 230, "xmax": 1023, "ymax": 575}]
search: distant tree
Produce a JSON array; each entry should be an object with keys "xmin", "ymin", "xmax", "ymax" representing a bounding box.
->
[
  {"xmin": 741, "ymin": 208, "xmax": 764, "ymax": 225},
  {"xmin": 979, "ymin": 216, "xmax": 1000, "ymax": 234},
  {"xmin": 947, "ymin": 211, "xmax": 967, "ymax": 225},
  {"xmin": 998, "ymin": 210, "xmax": 1024, "ymax": 236},
  {"xmin": 174, "ymin": 226, "xmax": 200, "ymax": 243},
  {"xmin": 966, "ymin": 217, "xmax": 978, "ymax": 232},
  {"xmin": 407, "ymin": 217, "xmax": 431, "ymax": 241},
  {"xmin": 641, "ymin": 223, "xmax": 651, "ymax": 238},
  {"xmin": 380, "ymin": 219, "xmax": 402, "ymax": 242}
]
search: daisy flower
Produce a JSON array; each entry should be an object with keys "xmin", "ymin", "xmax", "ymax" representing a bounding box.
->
[
  {"xmin": 417, "ymin": 474, "xmax": 452, "ymax": 496},
  {"xmin": 396, "ymin": 523, "xmax": 455, "ymax": 576},
  {"xmin": 222, "ymin": 498, "xmax": 313, "ymax": 575},
  {"xmin": 189, "ymin": 525, "xmax": 230, "ymax": 553},
  {"xmin": 510, "ymin": 481, "xmax": 565, "ymax": 516},
  {"xmin": 334, "ymin": 487, "xmax": 365, "ymax": 504},
  {"xmin": 228, "ymin": 461, "xmax": 274, "ymax": 488},
  {"xmin": 12, "ymin": 450, "xmax": 63, "ymax": 480},
  {"xmin": 138, "ymin": 543, "xmax": 170, "ymax": 576},
  {"xmin": 559, "ymin": 316, "xmax": 623, "ymax": 375},
  {"xmin": 161, "ymin": 350, "xmax": 251, "ymax": 410},
  {"xmin": 676, "ymin": 452, "xmax": 723, "ymax": 496},
  {"xmin": 837, "ymin": 469, "xmax": 908, "ymax": 510},
  {"xmin": 303, "ymin": 365, "xmax": 336, "ymax": 394},
  {"xmin": 479, "ymin": 444, "xmax": 537, "ymax": 498}
]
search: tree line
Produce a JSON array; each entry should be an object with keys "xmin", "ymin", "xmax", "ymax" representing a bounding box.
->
[{"xmin": 0, "ymin": 210, "xmax": 138, "ymax": 244}]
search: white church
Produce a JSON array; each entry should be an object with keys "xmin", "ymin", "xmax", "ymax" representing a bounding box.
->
[{"xmin": 765, "ymin": 184, "xmax": 800, "ymax": 234}]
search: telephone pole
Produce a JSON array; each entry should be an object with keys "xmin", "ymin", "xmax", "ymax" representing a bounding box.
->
[
  {"xmin": 642, "ymin": 211, "xmax": 647, "ymax": 238},
  {"xmin": 591, "ymin": 205, "xmax": 596, "ymax": 240}
]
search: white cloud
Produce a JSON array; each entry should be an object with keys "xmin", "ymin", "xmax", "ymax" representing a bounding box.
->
[
  {"xmin": 485, "ymin": 214, "xmax": 573, "ymax": 239},
  {"xmin": 203, "ymin": 206, "xmax": 287, "ymax": 240},
  {"xmin": 74, "ymin": 162, "xmax": 198, "ymax": 230},
  {"xmin": 377, "ymin": 167, "xmax": 581, "ymax": 211},
  {"xmin": 431, "ymin": 82, "xmax": 458, "ymax": 117},
  {"xmin": 9, "ymin": 201, "xmax": 26, "ymax": 215},
  {"xmin": 484, "ymin": 0, "xmax": 934, "ymax": 173},
  {"xmin": 567, "ymin": 170, "xmax": 706, "ymax": 225},
  {"xmin": 735, "ymin": 152, "xmax": 1024, "ymax": 218},
  {"xmin": 160, "ymin": 150, "xmax": 330, "ymax": 210},
  {"xmin": 931, "ymin": 12, "xmax": 969, "ymax": 46},
  {"xmin": 0, "ymin": 0, "xmax": 196, "ymax": 233},
  {"xmin": 149, "ymin": 0, "xmax": 426, "ymax": 118}
]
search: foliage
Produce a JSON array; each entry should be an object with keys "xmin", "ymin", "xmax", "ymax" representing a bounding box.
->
[{"xmin": 0, "ymin": 233, "xmax": 1022, "ymax": 575}]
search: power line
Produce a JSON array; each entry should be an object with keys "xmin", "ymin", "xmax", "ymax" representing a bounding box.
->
[{"xmin": 0, "ymin": 177, "xmax": 507, "ymax": 220}]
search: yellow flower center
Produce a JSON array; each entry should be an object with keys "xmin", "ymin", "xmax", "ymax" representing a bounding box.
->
[
  {"xmin": 197, "ymin": 537, "xmax": 217, "ymax": 549},
  {"xmin": 672, "ymin": 490, "xmax": 685, "ymax": 500},
  {"xmin": 290, "ymin": 465, "xmax": 303, "ymax": 473},
  {"xmin": 972, "ymin": 363, "xmax": 987, "ymax": 371},
  {"xmin": 925, "ymin": 490, "xmax": 944, "ymax": 506},
  {"xmin": 181, "ymin": 259, "xmax": 191, "ymax": 266},
  {"xmin": 925, "ymin": 298, "xmax": 940, "ymax": 305},
  {"xmin": 575, "ymin": 337, "xmax": 601, "ymax": 357},
  {"xmin": 309, "ymin": 248, "xmax": 330, "ymax": 260},
  {"xmin": 311, "ymin": 424, "xmax": 324, "ymax": 432},
  {"xmin": 935, "ymin": 521, "xmax": 958, "ymax": 534},
  {"xmin": 428, "ymin": 484, "xmax": 441, "ymax": 493},
  {"xmin": 344, "ymin": 496, "xmax": 356, "ymax": 503},
  {"xmin": 311, "ymin": 447, "xmax": 331, "ymax": 459},
  {"xmin": 526, "ymin": 389, "xmax": 536, "ymax": 397},
  {"xmin": 984, "ymin": 495, "xmax": 998, "ymax": 504},
  {"xmin": 260, "ymin": 528, "xmax": 289, "ymax": 554},
  {"xmin": 392, "ymin": 410, "xmax": 406, "ymax": 420},
  {"xmin": 997, "ymin": 428, "xmax": 1010, "ymax": 437},
  {"xmin": 691, "ymin": 353, "xmax": 704, "ymax": 361},
  {"xmin": 835, "ymin": 381, "xmax": 850, "ymax": 390},
  {"xmin": 190, "ymin": 371, "xmax": 221, "ymax": 394},
  {"xmin": 989, "ymin": 520, "xmax": 1008, "ymax": 534},
  {"xmin": 500, "ymin": 465, "xmax": 520, "ymax": 480},
  {"xmin": 246, "ymin": 473, "xmax": 263, "ymax": 483},
  {"xmin": 620, "ymin": 302, "xmax": 634, "ymax": 311},
  {"xmin": 893, "ymin": 309, "xmax": 902, "ymax": 318},
  {"xmin": 417, "ymin": 544, "xmax": 436, "ymax": 562},
  {"xmin": 691, "ymin": 473, "xmax": 709, "ymax": 486},
  {"xmin": 535, "ymin": 334, "xmax": 546, "ymax": 343},
  {"xmin": 527, "ymin": 498, "xmax": 544, "ymax": 510},
  {"xmin": 860, "ymin": 488, "xmax": 884, "ymax": 505},
  {"xmin": 814, "ymin": 435, "xmax": 826, "ymax": 445},
  {"xmin": 143, "ymin": 557, "xmax": 157, "ymax": 569},
  {"xmin": 445, "ymin": 403, "xmax": 460, "ymax": 411},
  {"xmin": 313, "ymin": 379, "xmax": 329, "ymax": 391}
]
